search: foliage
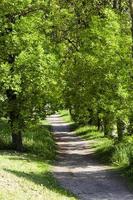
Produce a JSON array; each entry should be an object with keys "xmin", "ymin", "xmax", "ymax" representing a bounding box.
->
[
  {"xmin": 59, "ymin": 1, "xmax": 132, "ymax": 139},
  {"xmin": 0, "ymin": 0, "xmax": 63, "ymax": 150},
  {"xmin": 112, "ymin": 136, "xmax": 133, "ymax": 167},
  {"xmin": 0, "ymin": 0, "xmax": 133, "ymax": 150}
]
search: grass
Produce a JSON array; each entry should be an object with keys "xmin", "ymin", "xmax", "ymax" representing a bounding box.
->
[
  {"xmin": 76, "ymin": 125, "xmax": 115, "ymax": 164},
  {"xmin": 59, "ymin": 110, "xmax": 73, "ymax": 124},
  {"xmin": 76, "ymin": 125, "xmax": 133, "ymax": 186},
  {"xmin": 0, "ymin": 118, "xmax": 77, "ymax": 200},
  {"xmin": 23, "ymin": 120, "xmax": 56, "ymax": 160},
  {"xmin": 60, "ymin": 110, "xmax": 133, "ymax": 183},
  {"xmin": 0, "ymin": 152, "xmax": 76, "ymax": 200},
  {"xmin": 59, "ymin": 110, "xmax": 77, "ymax": 131},
  {"xmin": 0, "ymin": 119, "xmax": 56, "ymax": 160}
]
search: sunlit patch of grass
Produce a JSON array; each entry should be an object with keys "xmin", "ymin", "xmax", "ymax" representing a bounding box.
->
[
  {"xmin": 23, "ymin": 120, "xmax": 56, "ymax": 160},
  {"xmin": 112, "ymin": 136, "xmax": 133, "ymax": 167},
  {"xmin": 75, "ymin": 125, "xmax": 114, "ymax": 164},
  {"xmin": 59, "ymin": 110, "xmax": 73, "ymax": 124},
  {"xmin": 0, "ymin": 117, "xmax": 77, "ymax": 200},
  {"xmin": 0, "ymin": 118, "xmax": 56, "ymax": 159},
  {"xmin": 76, "ymin": 125, "xmax": 104, "ymax": 140},
  {"xmin": 0, "ymin": 152, "xmax": 77, "ymax": 200},
  {"xmin": 93, "ymin": 138, "xmax": 115, "ymax": 164}
]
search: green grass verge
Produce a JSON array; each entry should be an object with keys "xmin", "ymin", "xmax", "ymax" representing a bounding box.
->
[
  {"xmin": 0, "ymin": 118, "xmax": 77, "ymax": 200},
  {"xmin": 59, "ymin": 110, "xmax": 73, "ymax": 124},
  {"xmin": 0, "ymin": 152, "xmax": 76, "ymax": 200},
  {"xmin": 59, "ymin": 110, "xmax": 77, "ymax": 131},
  {"xmin": 59, "ymin": 110, "xmax": 133, "ymax": 184},
  {"xmin": 75, "ymin": 125, "xmax": 115, "ymax": 164}
]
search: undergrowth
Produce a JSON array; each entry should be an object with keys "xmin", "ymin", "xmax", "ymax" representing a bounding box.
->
[{"xmin": 0, "ymin": 118, "xmax": 56, "ymax": 160}]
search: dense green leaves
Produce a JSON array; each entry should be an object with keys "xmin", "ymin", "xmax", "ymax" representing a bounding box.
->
[
  {"xmin": 59, "ymin": 1, "xmax": 132, "ymax": 138},
  {"xmin": 0, "ymin": 0, "xmax": 61, "ymax": 150},
  {"xmin": 0, "ymin": 0, "xmax": 133, "ymax": 149}
]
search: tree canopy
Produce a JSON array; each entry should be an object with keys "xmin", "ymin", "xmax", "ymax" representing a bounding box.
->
[{"xmin": 0, "ymin": 0, "xmax": 133, "ymax": 150}]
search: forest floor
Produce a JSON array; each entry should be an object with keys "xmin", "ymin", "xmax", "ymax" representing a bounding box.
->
[{"xmin": 47, "ymin": 114, "xmax": 133, "ymax": 200}]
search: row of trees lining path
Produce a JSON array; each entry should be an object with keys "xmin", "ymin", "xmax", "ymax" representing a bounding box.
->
[
  {"xmin": 0, "ymin": 1, "xmax": 133, "ymax": 153},
  {"xmin": 48, "ymin": 114, "xmax": 133, "ymax": 200}
]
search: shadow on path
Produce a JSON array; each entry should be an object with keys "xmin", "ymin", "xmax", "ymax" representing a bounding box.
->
[{"xmin": 47, "ymin": 114, "xmax": 133, "ymax": 200}]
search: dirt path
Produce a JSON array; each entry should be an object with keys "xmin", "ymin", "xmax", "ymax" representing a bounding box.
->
[{"xmin": 47, "ymin": 114, "xmax": 133, "ymax": 200}]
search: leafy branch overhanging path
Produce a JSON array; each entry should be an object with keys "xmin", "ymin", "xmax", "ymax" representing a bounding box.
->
[{"xmin": 48, "ymin": 114, "xmax": 133, "ymax": 200}]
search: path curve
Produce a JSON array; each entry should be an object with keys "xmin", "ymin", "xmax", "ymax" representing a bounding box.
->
[{"xmin": 47, "ymin": 114, "xmax": 133, "ymax": 200}]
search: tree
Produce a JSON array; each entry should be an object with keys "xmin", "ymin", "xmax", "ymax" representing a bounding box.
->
[
  {"xmin": 0, "ymin": 0, "xmax": 60, "ymax": 151},
  {"xmin": 59, "ymin": 1, "xmax": 131, "ymax": 140}
]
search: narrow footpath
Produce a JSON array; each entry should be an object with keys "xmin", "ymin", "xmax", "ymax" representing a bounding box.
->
[{"xmin": 47, "ymin": 114, "xmax": 133, "ymax": 200}]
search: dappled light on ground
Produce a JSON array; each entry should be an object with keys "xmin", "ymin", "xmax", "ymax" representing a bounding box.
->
[
  {"xmin": 0, "ymin": 152, "xmax": 76, "ymax": 200},
  {"xmin": 48, "ymin": 115, "xmax": 133, "ymax": 200}
]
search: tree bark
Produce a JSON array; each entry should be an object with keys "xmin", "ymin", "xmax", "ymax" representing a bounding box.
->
[
  {"xmin": 103, "ymin": 113, "xmax": 115, "ymax": 137},
  {"xmin": 6, "ymin": 90, "xmax": 23, "ymax": 152},
  {"xmin": 97, "ymin": 118, "xmax": 104, "ymax": 132},
  {"xmin": 11, "ymin": 131, "xmax": 23, "ymax": 152},
  {"xmin": 128, "ymin": 114, "xmax": 133, "ymax": 134},
  {"xmin": 10, "ymin": 112, "xmax": 23, "ymax": 152},
  {"xmin": 117, "ymin": 118, "xmax": 126, "ymax": 141}
]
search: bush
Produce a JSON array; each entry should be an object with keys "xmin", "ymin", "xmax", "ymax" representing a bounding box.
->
[{"xmin": 112, "ymin": 136, "xmax": 133, "ymax": 167}]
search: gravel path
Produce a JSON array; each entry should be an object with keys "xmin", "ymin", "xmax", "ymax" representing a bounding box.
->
[{"xmin": 47, "ymin": 114, "xmax": 133, "ymax": 200}]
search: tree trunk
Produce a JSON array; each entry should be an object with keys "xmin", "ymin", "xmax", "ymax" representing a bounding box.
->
[
  {"xmin": 97, "ymin": 118, "xmax": 104, "ymax": 132},
  {"xmin": 7, "ymin": 89, "xmax": 23, "ymax": 152},
  {"xmin": 117, "ymin": 118, "xmax": 126, "ymax": 141},
  {"xmin": 103, "ymin": 113, "xmax": 115, "ymax": 137},
  {"xmin": 128, "ymin": 114, "xmax": 133, "ymax": 134},
  {"xmin": 12, "ymin": 131, "xmax": 23, "ymax": 152},
  {"xmin": 9, "ymin": 110, "xmax": 23, "ymax": 152},
  {"xmin": 88, "ymin": 109, "xmax": 94, "ymax": 125},
  {"xmin": 113, "ymin": 0, "xmax": 118, "ymax": 9},
  {"xmin": 103, "ymin": 118, "xmax": 110, "ymax": 136}
]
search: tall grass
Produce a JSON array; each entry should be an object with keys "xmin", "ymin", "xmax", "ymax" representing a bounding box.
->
[
  {"xmin": 0, "ymin": 118, "xmax": 56, "ymax": 160},
  {"xmin": 112, "ymin": 136, "xmax": 133, "ymax": 167},
  {"xmin": 77, "ymin": 126, "xmax": 133, "ymax": 179},
  {"xmin": 0, "ymin": 118, "xmax": 11, "ymax": 149}
]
